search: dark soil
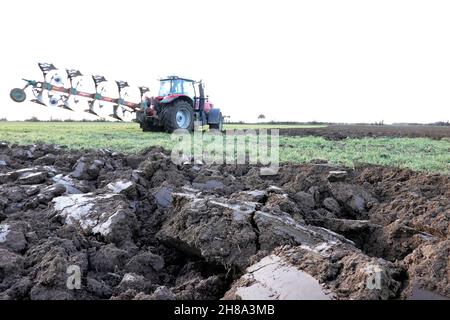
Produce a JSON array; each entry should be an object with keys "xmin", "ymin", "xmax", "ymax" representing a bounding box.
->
[
  {"xmin": 0, "ymin": 142, "xmax": 449, "ymax": 300},
  {"xmin": 279, "ymin": 125, "xmax": 450, "ymax": 140}
]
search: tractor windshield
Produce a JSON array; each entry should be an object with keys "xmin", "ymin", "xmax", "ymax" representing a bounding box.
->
[
  {"xmin": 159, "ymin": 80, "xmax": 172, "ymax": 96},
  {"xmin": 159, "ymin": 79, "xmax": 195, "ymax": 97}
]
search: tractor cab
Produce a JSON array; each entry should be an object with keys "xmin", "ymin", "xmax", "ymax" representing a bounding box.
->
[{"xmin": 158, "ymin": 76, "xmax": 196, "ymax": 99}]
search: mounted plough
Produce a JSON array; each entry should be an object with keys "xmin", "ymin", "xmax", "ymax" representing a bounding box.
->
[{"xmin": 10, "ymin": 63, "xmax": 149, "ymax": 121}]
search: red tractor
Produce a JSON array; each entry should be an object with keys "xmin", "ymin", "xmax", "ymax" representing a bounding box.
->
[
  {"xmin": 137, "ymin": 76, "xmax": 224, "ymax": 132},
  {"xmin": 10, "ymin": 64, "xmax": 224, "ymax": 133}
]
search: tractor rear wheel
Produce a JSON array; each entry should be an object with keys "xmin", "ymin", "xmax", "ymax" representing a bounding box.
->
[{"xmin": 162, "ymin": 100, "xmax": 194, "ymax": 133}]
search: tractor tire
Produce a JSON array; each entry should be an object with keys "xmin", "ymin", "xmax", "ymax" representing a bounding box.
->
[
  {"xmin": 209, "ymin": 113, "xmax": 224, "ymax": 131},
  {"xmin": 138, "ymin": 110, "xmax": 162, "ymax": 132},
  {"xmin": 162, "ymin": 100, "xmax": 194, "ymax": 133}
]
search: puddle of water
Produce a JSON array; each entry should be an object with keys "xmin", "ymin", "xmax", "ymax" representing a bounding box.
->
[
  {"xmin": 236, "ymin": 255, "xmax": 333, "ymax": 300},
  {"xmin": 107, "ymin": 180, "xmax": 133, "ymax": 193},
  {"xmin": 52, "ymin": 174, "xmax": 82, "ymax": 194},
  {"xmin": 0, "ymin": 224, "xmax": 10, "ymax": 242}
]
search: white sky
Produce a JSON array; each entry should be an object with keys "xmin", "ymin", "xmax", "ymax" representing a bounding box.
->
[{"xmin": 0, "ymin": 0, "xmax": 449, "ymax": 123}]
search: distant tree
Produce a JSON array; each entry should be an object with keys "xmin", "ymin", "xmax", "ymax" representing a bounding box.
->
[
  {"xmin": 257, "ymin": 114, "xmax": 265, "ymax": 122},
  {"xmin": 432, "ymin": 121, "xmax": 450, "ymax": 126}
]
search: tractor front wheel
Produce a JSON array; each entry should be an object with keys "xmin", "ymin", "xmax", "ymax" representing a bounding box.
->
[
  {"xmin": 162, "ymin": 100, "xmax": 194, "ymax": 133},
  {"xmin": 209, "ymin": 113, "xmax": 224, "ymax": 131}
]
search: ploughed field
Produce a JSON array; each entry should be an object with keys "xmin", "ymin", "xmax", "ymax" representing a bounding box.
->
[
  {"xmin": 279, "ymin": 124, "xmax": 450, "ymax": 140},
  {"xmin": 0, "ymin": 142, "xmax": 449, "ymax": 300}
]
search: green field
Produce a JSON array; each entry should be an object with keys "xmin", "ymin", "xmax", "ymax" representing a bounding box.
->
[{"xmin": 0, "ymin": 122, "xmax": 449, "ymax": 174}]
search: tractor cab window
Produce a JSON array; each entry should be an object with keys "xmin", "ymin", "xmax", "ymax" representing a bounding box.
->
[
  {"xmin": 171, "ymin": 80, "xmax": 183, "ymax": 94},
  {"xmin": 159, "ymin": 80, "xmax": 172, "ymax": 96},
  {"xmin": 159, "ymin": 79, "xmax": 183, "ymax": 96},
  {"xmin": 183, "ymin": 81, "xmax": 195, "ymax": 97},
  {"xmin": 159, "ymin": 79, "xmax": 195, "ymax": 97}
]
